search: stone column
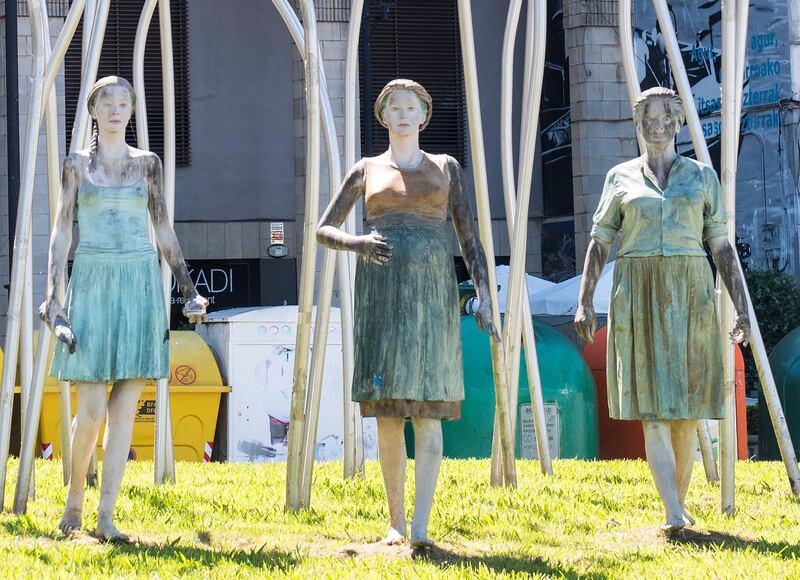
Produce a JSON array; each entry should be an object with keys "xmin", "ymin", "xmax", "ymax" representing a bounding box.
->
[{"xmin": 563, "ymin": 0, "xmax": 637, "ymax": 268}]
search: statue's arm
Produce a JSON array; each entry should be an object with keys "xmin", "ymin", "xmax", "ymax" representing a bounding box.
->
[
  {"xmin": 42, "ymin": 154, "xmax": 80, "ymax": 350},
  {"xmin": 145, "ymin": 153, "xmax": 207, "ymax": 321},
  {"xmin": 316, "ymin": 160, "xmax": 367, "ymax": 252},
  {"xmin": 446, "ymin": 157, "xmax": 500, "ymax": 341},
  {"xmin": 44, "ymin": 155, "xmax": 79, "ymax": 316},
  {"xmin": 707, "ymin": 236, "xmax": 751, "ymax": 343},
  {"xmin": 574, "ymin": 238, "xmax": 611, "ymax": 343}
]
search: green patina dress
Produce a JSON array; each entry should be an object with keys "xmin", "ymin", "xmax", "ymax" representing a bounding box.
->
[
  {"xmin": 50, "ymin": 176, "xmax": 169, "ymax": 382},
  {"xmin": 592, "ymin": 155, "xmax": 727, "ymax": 420},
  {"xmin": 353, "ymin": 153, "xmax": 464, "ymax": 420}
]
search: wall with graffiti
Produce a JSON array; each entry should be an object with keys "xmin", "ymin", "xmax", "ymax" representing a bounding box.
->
[{"xmin": 633, "ymin": 0, "xmax": 799, "ymax": 274}]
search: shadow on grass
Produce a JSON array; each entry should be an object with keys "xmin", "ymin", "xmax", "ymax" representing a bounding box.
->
[
  {"xmin": 405, "ymin": 544, "xmax": 591, "ymax": 577},
  {"xmin": 105, "ymin": 539, "xmax": 299, "ymax": 572},
  {"xmin": 2, "ymin": 518, "xmax": 61, "ymax": 541},
  {"xmin": 667, "ymin": 528, "xmax": 800, "ymax": 559}
]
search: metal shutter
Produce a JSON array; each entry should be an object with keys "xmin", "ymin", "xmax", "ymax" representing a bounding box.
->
[
  {"xmin": 64, "ymin": 0, "xmax": 190, "ymax": 166},
  {"xmin": 359, "ymin": 0, "xmax": 467, "ymax": 165}
]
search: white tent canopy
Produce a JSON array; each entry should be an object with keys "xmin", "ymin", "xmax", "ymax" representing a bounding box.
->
[
  {"xmin": 493, "ymin": 265, "xmax": 555, "ymax": 314},
  {"xmin": 531, "ymin": 261, "xmax": 616, "ymax": 316}
]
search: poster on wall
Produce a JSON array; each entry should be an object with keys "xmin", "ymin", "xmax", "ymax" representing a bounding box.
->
[{"xmin": 633, "ymin": 0, "xmax": 799, "ymax": 274}]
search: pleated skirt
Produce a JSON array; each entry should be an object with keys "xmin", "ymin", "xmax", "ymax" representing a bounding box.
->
[
  {"xmin": 50, "ymin": 251, "xmax": 170, "ymax": 383},
  {"xmin": 607, "ymin": 255, "xmax": 724, "ymax": 420},
  {"xmin": 353, "ymin": 213, "xmax": 463, "ymax": 419}
]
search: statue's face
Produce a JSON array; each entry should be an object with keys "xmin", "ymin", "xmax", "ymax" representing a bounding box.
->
[
  {"xmin": 641, "ymin": 99, "xmax": 679, "ymax": 146},
  {"xmin": 92, "ymin": 86, "xmax": 133, "ymax": 134},
  {"xmin": 382, "ymin": 90, "xmax": 426, "ymax": 136}
]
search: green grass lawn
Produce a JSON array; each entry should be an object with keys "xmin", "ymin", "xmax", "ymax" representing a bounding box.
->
[{"xmin": 0, "ymin": 458, "xmax": 798, "ymax": 577}]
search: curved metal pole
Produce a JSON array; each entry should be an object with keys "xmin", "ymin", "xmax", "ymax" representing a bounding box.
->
[
  {"xmin": 617, "ymin": 0, "xmax": 647, "ymax": 152},
  {"xmin": 492, "ymin": 0, "xmax": 551, "ymax": 481},
  {"xmin": 14, "ymin": 0, "xmax": 85, "ymax": 507},
  {"xmin": 134, "ymin": 0, "xmax": 158, "ymax": 150},
  {"xmin": 285, "ymin": 0, "xmax": 322, "ymax": 511},
  {"xmin": 718, "ymin": 0, "xmax": 738, "ymax": 516},
  {"xmin": 341, "ymin": 0, "xmax": 365, "ymax": 480},
  {"xmin": 42, "ymin": 11, "xmax": 74, "ymax": 488},
  {"xmin": 457, "ymin": 0, "xmax": 516, "ymax": 487},
  {"xmin": 0, "ymin": 0, "xmax": 49, "ymax": 510},
  {"xmin": 269, "ymin": 0, "xmax": 348, "ymax": 506},
  {"xmin": 155, "ymin": 0, "xmax": 178, "ymax": 485},
  {"xmin": 500, "ymin": 0, "xmax": 549, "ymax": 476}
]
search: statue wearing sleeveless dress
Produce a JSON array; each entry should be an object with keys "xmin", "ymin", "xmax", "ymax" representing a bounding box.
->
[{"xmin": 42, "ymin": 77, "xmax": 207, "ymax": 541}]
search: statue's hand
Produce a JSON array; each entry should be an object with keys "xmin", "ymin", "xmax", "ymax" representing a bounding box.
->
[
  {"xmin": 574, "ymin": 303, "xmax": 596, "ymax": 343},
  {"xmin": 355, "ymin": 230, "xmax": 393, "ymax": 266},
  {"xmin": 729, "ymin": 313, "xmax": 751, "ymax": 345},
  {"xmin": 183, "ymin": 295, "xmax": 209, "ymax": 324},
  {"xmin": 475, "ymin": 300, "xmax": 501, "ymax": 343},
  {"xmin": 54, "ymin": 317, "xmax": 77, "ymax": 354},
  {"xmin": 40, "ymin": 300, "xmax": 77, "ymax": 353}
]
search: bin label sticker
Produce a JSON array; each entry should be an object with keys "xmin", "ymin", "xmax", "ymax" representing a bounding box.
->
[
  {"xmin": 174, "ymin": 365, "xmax": 197, "ymax": 385},
  {"xmin": 137, "ymin": 400, "xmax": 156, "ymax": 422},
  {"xmin": 519, "ymin": 403, "xmax": 560, "ymax": 459}
]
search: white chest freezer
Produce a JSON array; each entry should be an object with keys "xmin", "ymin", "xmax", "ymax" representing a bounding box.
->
[{"xmin": 196, "ymin": 306, "xmax": 377, "ymax": 463}]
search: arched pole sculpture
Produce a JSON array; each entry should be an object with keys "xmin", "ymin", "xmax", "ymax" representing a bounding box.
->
[
  {"xmin": 269, "ymin": 0, "xmax": 363, "ymax": 508},
  {"xmin": 341, "ymin": 0, "xmax": 365, "ymax": 480},
  {"xmin": 12, "ymin": 0, "xmax": 112, "ymax": 511},
  {"xmin": 285, "ymin": 0, "xmax": 322, "ymax": 512},
  {"xmin": 491, "ymin": 0, "xmax": 552, "ymax": 482},
  {"xmin": 458, "ymin": 0, "xmax": 517, "ymax": 487},
  {"xmin": 0, "ymin": 0, "xmax": 53, "ymax": 510}
]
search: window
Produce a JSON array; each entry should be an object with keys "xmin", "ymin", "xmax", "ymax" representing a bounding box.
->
[
  {"xmin": 64, "ymin": 0, "xmax": 190, "ymax": 166},
  {"xmin": 358, "ymin": 0, "xmax": 466, "ymax": 164}
]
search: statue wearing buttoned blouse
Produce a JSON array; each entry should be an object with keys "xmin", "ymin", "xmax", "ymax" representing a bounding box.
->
[{"xmin": 574, "ymin": 87, "xmax": 750, "ymax": 531}]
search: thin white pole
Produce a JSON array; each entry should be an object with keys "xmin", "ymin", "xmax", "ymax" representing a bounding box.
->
[
  {"xmin": 285, "ymin": 0, "xmax": 322, "ymax": 511},
  {"xmin": 458, "ymin": 0, "xmax": 517, "ymax": 487},
  {"xmin": 719, "ymin": 0, "xmax": 738, "ymax": 516},
  {"xmin": 491, "ymin": 0, "xmax": 524, "ymax": 486},
  {"xmin": 155, "ymin": 0, "xmax": 177, "ymax": 485},
  {"xmin": 41, "ymin": 12, "xmax": 74, "ymax": 488},
  {"xmin": 13, "ymin": 0, "xmax": 87, "ymax": 509},
  {"xmin": 341, "ymin": 0, "xmax": 365, "ymax": 480},
  {"xmin": 617, "ymin": 0, "xmax": 647, "ymax": 152},
  {"xmin": 270, "ymin": 0, "xmax": 361, "ymax": 490},
  {"xmin": 697, "ymin": 420, "xmax": 720, "ymax": 482},
  {"xmin": 134, "ymin": 0, "xmax": 158, "ymax": 150}
]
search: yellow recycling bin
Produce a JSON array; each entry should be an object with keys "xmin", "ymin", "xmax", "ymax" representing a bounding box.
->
[{"xmin": 31, "ymin": 331, "xmax": 230, "ymax": 462}]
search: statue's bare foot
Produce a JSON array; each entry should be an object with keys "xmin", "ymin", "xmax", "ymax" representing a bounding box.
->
[
  {"xmin": 58, "ymin": 507, "xmax": 83, "ymax": 535},
  {"xmin": 380, "ymin": 527, "xmax": 406, "ymax": 546},
  {"xmin": 95, "ymin": 520, "xmax": 131, "ymax": 543},
  {"xmin": 661, "ymin": 513, "xmax": 686, "ymax": 533},
  {"xmin": 410, "ymin": 534, "xmax": 435, "ymax": 549},
  {"xmin": 682, "ymin": 509, "xmax": 696, "ymax": 526}
]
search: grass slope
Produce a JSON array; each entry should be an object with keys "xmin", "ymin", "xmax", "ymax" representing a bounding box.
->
[{"xmin": 0, "ymin": 459, "xmax": 798, "ymax": 578}]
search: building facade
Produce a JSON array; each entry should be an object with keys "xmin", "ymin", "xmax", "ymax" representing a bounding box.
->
[{"xmin": 0, "ymin": 0, "xmax": 797, "ymax": 341}]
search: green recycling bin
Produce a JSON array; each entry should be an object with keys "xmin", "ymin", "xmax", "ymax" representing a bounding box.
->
[
  {"xmin": 407, "ymin": 316, "xmax": 599, "ymax": 459},
  {"xmin": 759, "ymin": 325, "xmax": 800, "ymax": 460}
]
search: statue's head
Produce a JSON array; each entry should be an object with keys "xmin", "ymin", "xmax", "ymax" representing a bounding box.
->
[
  {"xmin": 87, "ymin": 76, "xmax": 136, "ymax": 131},
  {"xmin": 633, "ymin": 87, "xmax": 685, "ymax": 145},
  {"xmin": 86, "ymin": 76, "xmax": 136, "ymax": 169},
  {"xmin": 374, "ymin": 79, "xmax": 433, "ymax": 135}
]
